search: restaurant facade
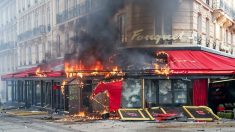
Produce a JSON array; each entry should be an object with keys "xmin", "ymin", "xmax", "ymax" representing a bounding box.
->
[{"xmin": 1, "ymin": 0, "xmax": 235, "ymax": 114}]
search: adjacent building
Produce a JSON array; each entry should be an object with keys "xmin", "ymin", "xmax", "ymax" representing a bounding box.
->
[{"xmin": 0, "ymin": 0, "xmax": 17, "ymax": 102}]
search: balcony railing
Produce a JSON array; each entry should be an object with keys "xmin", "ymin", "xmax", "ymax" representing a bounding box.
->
[
  {"xmin": 56, "ymin": 1, "xmax": 92, "ymax": 24},
  {"xmin": 17, "ymin": 25, "xmax": 49, "ymax": 42},
  {"xmin": 213, "ymin": 0, "xmax": 235, "ymax": 19},
  {"xmin": 0, "ymin": 42, "xmax": 15, "ymax": 51}
]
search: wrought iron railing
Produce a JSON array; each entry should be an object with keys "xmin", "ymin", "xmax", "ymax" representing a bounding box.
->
[
  {"xmin": 17, "ymin": 25, "xmax": 48, "ymax": 42},
  {"xmin": 0, "ymin": 42, "xmax": 15, "ymax": 51},
  {"xmin": 56, "ymin": 0, "xmax": 92, "ymax": 24}
]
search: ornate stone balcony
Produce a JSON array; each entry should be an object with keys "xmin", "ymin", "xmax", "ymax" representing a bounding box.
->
[{"xmin": 213, "ymin": 0, "xmax": 234, "ymax": 29}]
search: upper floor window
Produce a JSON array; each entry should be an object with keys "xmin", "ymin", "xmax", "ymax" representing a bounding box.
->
[
  {"xmin": 225, "ymin": 30, "xmax": 228, "ymax": 44},
  {"xmin": 117, "ymin": 14, "xmax": 127, "ymax": 44},
  {"xmin": 28, "ymin": 47, "xmax": 32, "ymax": 64},
  {"xmin": 220, "ymin": 26, "xmax": 223, "ymax": 42},
  {"xmin": 197, "ymin": 14, "xmax": 202, "ymax": 44},
  {"xmin": 206, "ymin": 0, "xmax": 210, "ymax": 5},
  {"xmin": 206, "ymin": 18, "xmax": 210, "ymax": 38},
  {"xmin": 231, "ymin": 33, "xmax": 234, "ymax": 46},
  {"xmin": 206, "ymin": 18, "xmax": 210, "ymax": 47},
  {"xmin": 35, "ymin": 45, "xmax": 39, "ymax": 63},
  {"xmin": 155, "ymin": 11, "xmax": 172, "ymax": 36},
  {"xmin": 57, "ymin": 35, "xmax": 61, "ymax": 57},
  {"xmin": 197, "ymin": 14, "xmax": 202, "ymax": 34},
  {"xmin": 155, "ymin": 8, "xmax": 173, "ymax": 45}
]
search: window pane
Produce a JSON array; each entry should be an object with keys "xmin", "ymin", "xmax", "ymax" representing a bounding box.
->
[
  {"xmin": 144, "ymin": 80, "xmax": 157, "ymax": 107},
  {"xmin": 173, "ymin": 80, "xmax": 187, "ymax": 104},
  {"xmin": 159, "ymin": 80, "xmax": 172, "ymax": 104},
  {"xmin": 121, "ymin": 79, "xmax": 142, "ymax": 108}
]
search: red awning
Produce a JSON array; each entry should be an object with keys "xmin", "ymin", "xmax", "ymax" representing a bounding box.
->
[
  {"xmin": 13, "ymin": 67, "xmax": 38, "ymax": 78},
  {"xmin": 1, "ymin": 67, "xmax": 38, "ymax": 80},
  {"xmin": 38, "ymin": 59, "xmax": 64, "ymax": 77},
  {"xmin": 92, "ymin": 81, "xmax": 123, "ymax": 112},
  {"xmin": 1, "ymin": 73, "xmax": 14, "ymax": 80},
  {"xmin": 164, "ymin": 50, "xmax": 235, "ymax": 75},
  {"xmin": 46, "ymin": 70, "xmax": 64, "ymax": 77}
]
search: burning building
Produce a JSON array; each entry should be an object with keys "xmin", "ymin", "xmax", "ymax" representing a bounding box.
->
[{"xmin": 1, "ymin": 0, "xmax": 235, "ymax": 116}]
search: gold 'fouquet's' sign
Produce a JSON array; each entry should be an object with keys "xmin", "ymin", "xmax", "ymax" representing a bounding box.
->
[{"xmin": 131, "ymin": 29, "xmax": 191, "ymax": 44}]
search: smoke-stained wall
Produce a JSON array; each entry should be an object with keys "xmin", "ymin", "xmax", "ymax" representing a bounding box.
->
[{"xmin": 65, "ymin": 0, "xmax": 181, "ymax": 70}]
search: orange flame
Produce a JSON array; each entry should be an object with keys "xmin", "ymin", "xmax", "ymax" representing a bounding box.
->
[
  {"xmin": 105, "ymin": 66, "xmax": 124, "ymax": 78},
  {"xmin": 76, "ymin": 111, "xmax": 86, "ymax": 117},
  {"xmin": 64, "ymin": 60, "xmax": 124, "ymax": 79},
  {"xmin": 153, "ymin": 64, "xmax": 172, "ymax": 76},
  {"xmin": 35, "ymin": 68, "xmax": 47, "ymax": 77},
  {"xmin": 65, "ymin": 61, "xmax": 104, "ymax": 78},
  {"xmin": 61, "ymin": 81, "xmax": 67, "ymax": 95}
]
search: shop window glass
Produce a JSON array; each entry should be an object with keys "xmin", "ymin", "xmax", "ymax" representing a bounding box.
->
[
  {"xmin": 145, "ymin": 80, "xmax": 157, "ymax": 107},
  {"xmin": 159, "ymin": 80, "xmax": 172, "ymax": 104},
  {"xmin": 173, "ymin": 80, "xmax": 187, "ymax": 104},
  {"xmin": 121, "ymin": 79, "xmax": 142, "ymax": 108},
  {"xmin": 35, "ymin": 81, "xmax": 41, "ymax": 106}
]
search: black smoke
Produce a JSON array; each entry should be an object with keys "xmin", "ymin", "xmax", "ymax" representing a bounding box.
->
[
  {"xmin": 67, "ymin": 0, "xmax": 180, "ymax": 70},
  {"xmin": 67, "ymin": 0, "xmax": 124, "ymax": 68}
]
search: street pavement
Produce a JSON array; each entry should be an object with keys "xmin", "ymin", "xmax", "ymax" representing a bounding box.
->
[{"xmin": 1, "ymin": 111, "xmax": 235, "ymax": 132}]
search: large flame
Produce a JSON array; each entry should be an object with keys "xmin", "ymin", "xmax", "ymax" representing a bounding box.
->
[
  {"xmin": 65, "ymin": 61, "xmax": 104, "ymax": 78},
  {"xmin": 153, "ymin": 51, "xmax": 172, "ymax": 76},
  {"xmin": 64, "ymin": 60, "xmax": 124, "ymax": 79},
  {"xmin": 153, "ymin": 64, "xmax": 172, "ymax": 76}
]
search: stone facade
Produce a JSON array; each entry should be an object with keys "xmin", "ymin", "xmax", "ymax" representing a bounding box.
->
[{"xmin": 0, "ymin": 0, "xmax": 17, "ymax": 101}]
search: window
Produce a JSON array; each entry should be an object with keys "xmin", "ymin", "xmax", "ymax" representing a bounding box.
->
[
  {"xmin": 56, "ymin": 0, "xmax": 60, "ymax": 14},
  {"xmin": 220, "ymin": 26, "xmax": 223, "ymax": 42},
  {"xmin": 28, "ymin": 47, "xmax": 32, "ymax": 64},
  {"xmin": 159, "ymin": 80, "xmax": 172, "ymax": 104},
  {"xmin": 206, "ymin": 18, "xmax": 210, "ymax": 47},
  {"xmin": 231, "ymin": 33, "xmax": 233, "ymax": 46},
  {"xmin": 65, "ymin": 33, "xmax": 69, "ymax": 53},
  {"xmin": 42, "ymin": 43, "xmax": 45, "ymax": 61},
  {"xmin": 145, "ymin": 79, "xmax": 189, "ymax": 106},
  {"xmin": 35, "ymin": 45, "xmax": 39, "ymax": 63},
  {"xmin": 47, "ymin": 6, "xmax": 51, "ymax": 30},
  {"xmin": 213, "ymin": 23, "xmax": 216, "ymax": 49},
  {"xmin": 225, "ymin": 30, "xmax": 228, "ymax": 45},
  {"xmin": 34, "ymin": 10, "xmax": 39, "ymax": 28},
  {"xmin": 117, "ymin": 14, "xmax": 127, "ymax": 44},
  {"xmin": 231, "ymin": 33, "xmax": 233, "ymax": 54},
  {"xmin": 121, "ymin": 79, "xmax": 142, "ymax": 108},
  {"xmin": 155, "ymin": 9, "xmax": 173, "ymax": 44},
  {"xmin": 145, "ymin": 80, "xmax": 157, "ymax": 107},
  {"xmin": 173, "ymin": 80, "xmax": 187, "ymax": 104},
  {"xmin": 197, "ymin": 14, "xmax": 202, "ymax": 44},
  {"xmin": 197, "ymin": 14, "xmax": 202, "ymax": 34},
  {"xmin": 57, "ymin": 35, "xmax": 61, "ymax": 57},
  {"xmin": 206, "ymin": 0, "xmax": 210, "ymax": 5},
  {"xmin": 122, "ymin": 79, "xmax": 189, "ymax": 108}
]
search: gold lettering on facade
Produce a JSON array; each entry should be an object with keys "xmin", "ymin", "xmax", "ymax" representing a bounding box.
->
[{"xmin": 131, "ymin": 29, "xmax": 191, "ymax": 44}]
